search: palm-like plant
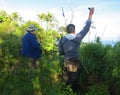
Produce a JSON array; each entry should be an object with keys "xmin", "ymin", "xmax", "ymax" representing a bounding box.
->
[{"xmin": 37, "ymin": 12, "xmax": 58, "ymax": 30}]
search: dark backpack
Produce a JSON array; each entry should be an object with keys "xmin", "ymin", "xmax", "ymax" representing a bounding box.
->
[{"xmin": 60, "ymin": 37, "xmax": 79, "ymax": 55}]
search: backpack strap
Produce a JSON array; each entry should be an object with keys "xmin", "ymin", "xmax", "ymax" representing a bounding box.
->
[
  {"xmin": 61, "ymin": 37, "xmax": 68, "ymax": 46},
  {"xmin": 61, "ymin": 37, "xmax": 80, "ymax": 46},
  {"xmin": 61, "ymin": 37, "xmax": 80, "ymax": 54}
]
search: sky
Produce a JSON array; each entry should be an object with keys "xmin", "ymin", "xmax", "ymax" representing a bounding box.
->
[{"xmin": 0, "ymin": 0, "xmax": 120, "ymax": 44}]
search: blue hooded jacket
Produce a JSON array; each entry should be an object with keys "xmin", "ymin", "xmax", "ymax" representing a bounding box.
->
[{"xmin": 21, "ymin": 32, "xmax": 42, "ymax": 59}]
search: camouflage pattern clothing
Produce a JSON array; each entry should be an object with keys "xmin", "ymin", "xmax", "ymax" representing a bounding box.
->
[{"xmin": 62, "ymin": 58, "xmax": 80, "ymax": 92}]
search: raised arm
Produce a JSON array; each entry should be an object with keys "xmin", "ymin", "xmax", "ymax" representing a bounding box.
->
[
  {"xmin": 77, "ymin": 7, "xmax": 94, "ymax": 41},
  {"xmin": 88, "ymin": 7, "xmax": 94, "ymax": 20}
]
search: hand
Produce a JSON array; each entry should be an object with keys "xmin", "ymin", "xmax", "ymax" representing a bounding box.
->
[{"xmin": 88, "ymin": 7, "xmax": 94, "ymax": 19}]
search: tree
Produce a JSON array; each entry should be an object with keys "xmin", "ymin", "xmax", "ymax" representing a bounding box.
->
[
  {"xmin": 58, "ymin": 26, "xmax": 66, "ymax": 36},
  {"xmin": 37, "ymin": 12, "xmax": 58, "ymax": 30},
  {"xmin": 10, "ymin": 12, "xmax": 24, "ymax": 26},
  {"xmin": 0, "ymin": 10, "xmax": 10, "ymax": 23}
]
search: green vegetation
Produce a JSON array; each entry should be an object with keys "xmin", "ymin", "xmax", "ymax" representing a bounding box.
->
[{"xmin": 0, "ymin": 10, "xmax": 120, "ymax": 95}]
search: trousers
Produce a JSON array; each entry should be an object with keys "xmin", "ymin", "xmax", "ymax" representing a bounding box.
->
[
  {"xmin": 29, "ymin": 58, "xmax": 39, "ymax": 68},
  {"xmin": 62, "ymin": 58, "xmax": 80, "ymax": 92}
]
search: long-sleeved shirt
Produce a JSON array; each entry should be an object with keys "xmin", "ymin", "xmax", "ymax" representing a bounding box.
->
[
  {"xmin": 58, "ymin": 19, "xmax": 91, "ymax": 60},
  {"xmin": 21, "ymin": 32, "xmax": 42, "ymax": 59}
]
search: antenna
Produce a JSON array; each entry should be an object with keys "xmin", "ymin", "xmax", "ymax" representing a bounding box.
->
[
  {"xmin": 69, "ymin": 7, "xmax": 74, "ymax": 24},
  {"xmin": 61, "ymin": 7, "xmax": 67, "ymax": 26}
]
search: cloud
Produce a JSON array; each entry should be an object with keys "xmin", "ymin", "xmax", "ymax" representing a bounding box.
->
[
  {"xmin": 0, "ymin": 0, "xmax": 9, "ymax": 10},
  {"xmin": 0, "ymin": 0, "xmax": 120, "ymax": 42},
  {"xmin": 17, "ymin": 7, "xmax": 120, "ymax": 42}
]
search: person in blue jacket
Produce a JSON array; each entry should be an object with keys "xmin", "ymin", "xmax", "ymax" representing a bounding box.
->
[
  {"xmin": 22, "ymin": 25, "xmax": 42, "ymax": 68},
  {"xmin": 58, "ymin": 7, "xmax": 94, "ymax": 92}
]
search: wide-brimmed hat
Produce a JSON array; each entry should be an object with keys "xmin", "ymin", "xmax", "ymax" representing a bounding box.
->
[{"xmin": 26, "ymin": 25, "xmax": 38, "ymax": 32}]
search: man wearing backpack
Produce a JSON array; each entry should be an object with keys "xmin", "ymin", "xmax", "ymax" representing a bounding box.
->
[
  {"xmin": 22, "ymin": 25, "xmax": 42, "ymax": 68},
  {"xmin": 58, "ymin": 7, "xmax": 94, "ymax": 92}
]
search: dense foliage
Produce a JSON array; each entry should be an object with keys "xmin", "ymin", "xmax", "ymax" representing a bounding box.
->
[{"xmin": 0, "ymin": 10, "xmax": 120, "ymax": 95}]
